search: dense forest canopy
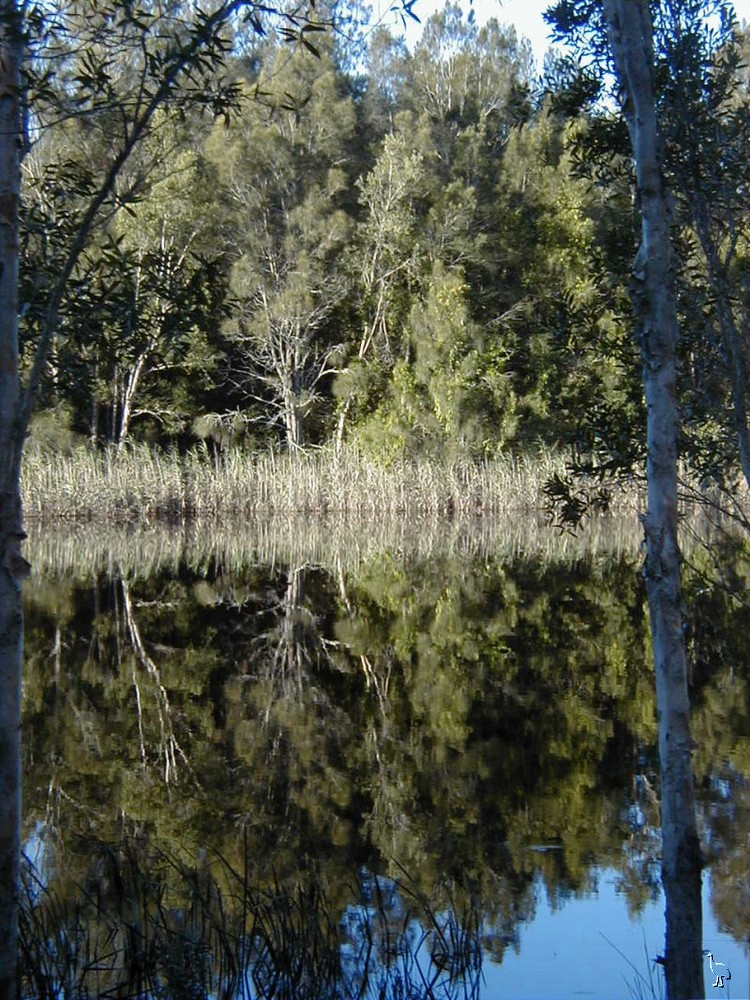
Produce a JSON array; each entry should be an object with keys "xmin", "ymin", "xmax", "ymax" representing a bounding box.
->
[
  {"xmin": 11, "ymin": 3, "xmax": 642, "ymax": 466},
  {"xmin": 6, "ymin": 2, "xmax": 743, "ymax": 499},
  {"xmin": 13, "ymin": 1, "xmax": 746, "ymax": 503},
  {"xmin": 0, "ymin": 3, "xmax": 748, "ymax": 996}
]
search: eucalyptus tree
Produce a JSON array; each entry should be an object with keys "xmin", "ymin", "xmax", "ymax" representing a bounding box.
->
[
  {"xmin": 205, "ymin": 40, "xmax": 357, "ymax": 449},
  {"xmin": 95, "ymin": 127, "xmax": 226, "ymax": 448},
  {"xmin": 489, "ymin": 106, "xmax": 636, "ymax": 450},
  {"xmin": 406, "ymin": 2, "xmax": 533, "ymax": 144},
  {"xmin": 334, "ymin": 125, "xmax": 427, "ymax": 452},
  {"xmin": 593, "ymin": 1, "xmax": 700, "ymax": 991},
  {"xmin": 402, "ymin": 3, "xmax": 534, "ymax": 269},
  {"xmin": 543, "ymin": 2, "xmax": 745, "ymax": 996},
  {"xmin": 339, "ymin": 5, "xmax": 539, "ymax": 458},
  {"xmin": 23, "ymin": 131, "xmax": 227, "ymax": 448},
  {"xmin": 358, "ymin": 26, "xmax": 411, "ymax": 143},
  {"xmin": 0, "ymin": 2, "xmax": 338, "ymax": 993},
  {"xmin": 663, "ymin": 18, "xmax": 750, "ymax": 493},
  {"xmin": 350, "ymin": 261, "xmax": 519, "ymax": 461},
  {"xmin": 0, "ymin": 9, "xmax": 25, "ymax": 995}
]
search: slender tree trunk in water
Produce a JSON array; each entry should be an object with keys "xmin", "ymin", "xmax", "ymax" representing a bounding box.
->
[
  {"xmin": 0, "ymin": 5, "xmax": 25, "ymax": 997},
  {"xmin": 603, "ymin": 4, "xmax": 703, "ymax": 997}
]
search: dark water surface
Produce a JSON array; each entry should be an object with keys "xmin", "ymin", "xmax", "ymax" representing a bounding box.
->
[{"xmin": 19, "ymin": 519, "xmax": 750, "ymax": 998}]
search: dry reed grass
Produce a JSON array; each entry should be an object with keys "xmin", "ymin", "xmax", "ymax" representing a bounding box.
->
[{"xmin": 21, "ymin": 444, "xmax": 641, "ymax": 524}]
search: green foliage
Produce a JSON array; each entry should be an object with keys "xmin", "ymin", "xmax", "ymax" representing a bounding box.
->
[
  {"xmin": 489, "ymin": 111, "xmax": 638, "ymax": 449},
  {"xmin": 26, "ymin": 403, "xmax": 86, "ymax": 456},
  {"xmin": 19, "ymin": 0, "xmax": 750, "ymax": 492},
  {"xmin": 544, "ymin": 1, "xmax": 750, "ymax": 492},
  {"xmin": 354, "ymin": 265, "xmax": 517, "ymax": 460},
  {"xmin": 24, "ymin": 530, "xmax": 750, "ymax": 952},
  {"xmin": 22, "ymin": 543, "xmax": 660, "ymax": 911},
  {"xmin": 205, "ymin": 45, "xmax": 358, "ymax": 448}
]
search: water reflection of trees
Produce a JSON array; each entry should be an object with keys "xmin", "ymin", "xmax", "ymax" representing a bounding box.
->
[
  {"xmin": 254, "ymin": 564, "xmax": 333, "ymax": 711},
  {"xmin": 19, "ymin": 537, "xmax": 750, "ymax": 982}
]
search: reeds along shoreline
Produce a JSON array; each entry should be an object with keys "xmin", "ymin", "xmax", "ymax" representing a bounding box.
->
[{"xmin": 21, "ymin": 444, "xmax": 641, "ymax": 524}]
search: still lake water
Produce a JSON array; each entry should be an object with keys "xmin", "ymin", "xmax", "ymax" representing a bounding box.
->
[{"xmin": 20, "ymin": 518, "xmax": 750, "ymax": 998}]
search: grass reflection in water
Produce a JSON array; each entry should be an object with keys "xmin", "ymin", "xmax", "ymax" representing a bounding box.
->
[
  {"xmin": 19, "ymin": 516, "xmax": 750, "ymax": 998},
  {"xmin": 20, "ymin": 840, "xmax": 482, "ymax": 1000}
]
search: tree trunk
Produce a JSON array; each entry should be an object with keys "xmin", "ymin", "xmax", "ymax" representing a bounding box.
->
[
  {"xmin": 0, "ymin": 4, "xmax": 25, "ymax": 997},
  {"xmin": 110, "ymin": 365, "xmax": 120, "ymax": 445},
  {"xmin": 118, "ymin": 349, "xmax": 149, "ymax": 449},
  {"xmin": 90, "ymin": 358, "xmax": 100, "ymax": 446},
  {"xmin": 603, "ymin": 4, "xmax": 704, "ymax": 998},
  {"xmin": 334, "ymin": 394, "xmax": 352, "ymax": 456},
  {"xmin": 335, "ymin": 310, "xmax": 384, "ymax": 455},
  {"xmin": 283, "ymin": 381, "xmax": 302, "ymax": 450}
]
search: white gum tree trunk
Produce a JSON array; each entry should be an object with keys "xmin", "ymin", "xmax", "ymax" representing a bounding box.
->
[
  {"xmin": 0, "ymin": 4, "xmax": 275, "ymax": 992},
  {"xmin": 602, "ymin": 3, "xmax": 704, "ymax": 998},
  {"xmin": 0, "ymin": 4, "xmax": 25, "ymax": 997}
]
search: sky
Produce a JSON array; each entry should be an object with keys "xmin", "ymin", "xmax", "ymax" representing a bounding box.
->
[{"xmin": 376, "ymin": 0, "xmax": 750, "ymax": 72}]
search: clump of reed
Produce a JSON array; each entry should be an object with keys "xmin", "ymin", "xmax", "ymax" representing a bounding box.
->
[
  {"xmin": 18, "ymin": 839, "xmax": 483, "ymax": 999},
  {"xmin": 22, "ymin": 443, "xmax": 639, "ymax": 524}
]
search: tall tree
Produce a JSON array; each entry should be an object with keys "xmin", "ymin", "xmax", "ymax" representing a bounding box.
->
[
  {"xmin": 0, "ymin": 2, "xmax": 332, "ymax": 992},
  {"xmin": 205, "ymin": 41, "xmax": 357, "ymax": 449},
  {"xmin": 335, "ymin": 125, "xmax": 427, "ymax": 452},
  {"xmin": 666, "ymin": 15, "xmax": 750, "ymax": 492},
  {"xmin": 0, "ymin": 6, "xmax": 25, "ymax": 996},
  {"xmin": 546, "ymin": 2, "xmax": 709, "ymax": 996}
]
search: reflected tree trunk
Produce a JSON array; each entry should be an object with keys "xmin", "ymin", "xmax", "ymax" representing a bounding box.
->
[
  {"xmin": 257, "ymin": 566, "xmax": 330, "ymax": 718},
  {"xmin": 276, "ymin": 566, "xmax": 309, "ymax": 698},
  {"xmin": 122, "ymin": 580, "xmax": 191, "ymax": 785},
  {"xmin": 602, "ymin": 3, "xmax": 703, "ymax": 997}
]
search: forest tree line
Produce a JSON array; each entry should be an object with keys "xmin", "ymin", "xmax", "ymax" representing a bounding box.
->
[
  {"xmin": 2, "ymin": 5, "xmax": 748, "ymax": 996},
  {"xmin": 20, "ymin": 1, "xmax": 749, "ymax": 486}
]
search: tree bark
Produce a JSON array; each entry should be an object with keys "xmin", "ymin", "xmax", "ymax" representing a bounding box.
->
[
  {"xmin": 602, "ymin": 4, "xmax": 704, "ymax": 998},
  {"xmin": 0, "ymin": 6, "xmax": 288, "ymax": 989},
  {"xmin": 118, "ymin": 348, "xmax": 149, "ymax": 449},
  {"xmin": 0, "ymin": 4, "xmax": 25, "ymax": 997}
]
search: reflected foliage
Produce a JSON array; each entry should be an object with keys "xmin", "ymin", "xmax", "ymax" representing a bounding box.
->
[
  {"xmin": 20, "ymin": 527, "xmax": 750, "ymax": 990},
  {"xmin": 685, "ymin": 530, "xmax": 750, "ymax": 945}
]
